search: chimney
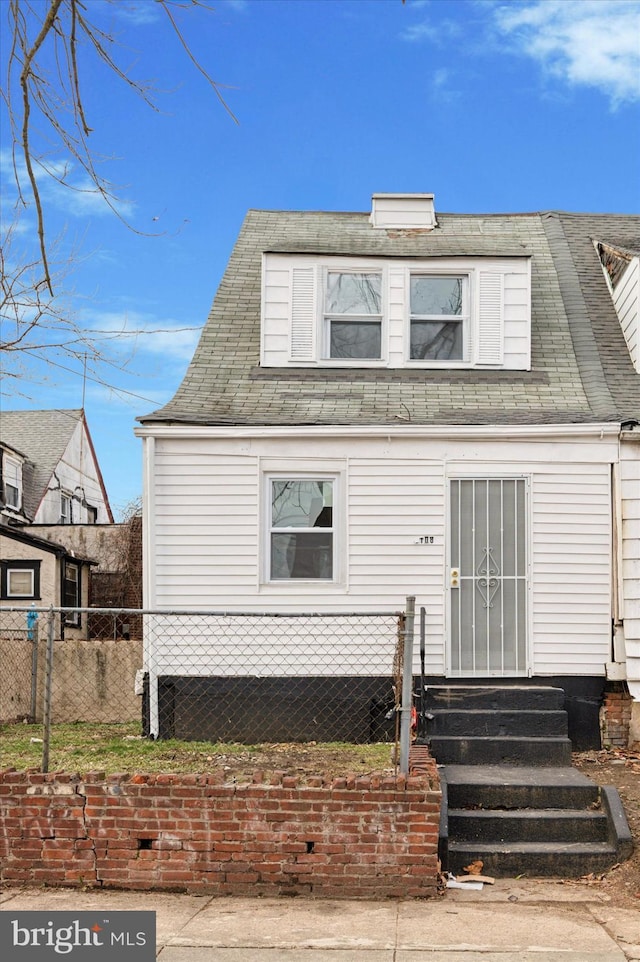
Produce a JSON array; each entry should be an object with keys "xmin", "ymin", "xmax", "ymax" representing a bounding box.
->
[{"xmin": 370, "ymin": 193, "xmax": 437, "ymax": 230}]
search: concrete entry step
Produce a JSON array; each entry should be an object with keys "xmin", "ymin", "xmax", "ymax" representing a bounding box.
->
[
  {"xmin": 428, "ymin": 708, "xmax": 568, "ymax": 737},
  {"xmin": 420, "ymin": 685, "xmax": 633, "ymax": 879},
  {"xmin": 442, "ymin": 765, "xmax": 600, "ymax": 809},
  {"xmin": 446, "ymin": 839, "xmax": 620, "ymax": 878},
  {"xmin": 428, "ymin": 735, "xmax": 573, "ymax": 767},
  {"xmin": 448, "ymin": 808, "xmax": 609, "ymax": 844},
  {"xmin": 425, "ymin": 685, "xmax": 566, "ymax": 712}
]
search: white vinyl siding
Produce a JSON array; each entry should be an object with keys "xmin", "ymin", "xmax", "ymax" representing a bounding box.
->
[
  {"xmin": 503, "ymin": 270, "xmax": 532, "ymax": 368},
  {"xmin": 619, "ymin": 440, "xmax": 640, "ymax": 687},
  {"xmin": 612, "ymin": 257, "xmax": 639, "ymax": 372},
  {"xmin": 146, "ymin": 431, "xmax": 616, "ymax": 679},
  {"xmin": 152, "ymin": 443, "xmax": 259, "ymax": 606},
  {"xmin": 531, "ymin": 465, "xmax": 611, "ymax": 674},
  {"xmin": 261, "ymin": 253, "xmax": 531, "ymax": 370},
  {"xmin": 348, "ymin": 458, "xmax": 445, "ymax": 673},
  {"xmin": 370, "ymin": 194, "xmax": 436, "ymax": 230}
]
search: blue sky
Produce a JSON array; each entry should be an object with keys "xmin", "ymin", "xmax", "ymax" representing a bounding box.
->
[{"xmin": 2, "ymin": 0, "xmax": 640, "ymax": 518}]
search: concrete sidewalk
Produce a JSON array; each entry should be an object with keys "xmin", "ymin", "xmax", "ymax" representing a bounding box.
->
[{"xmin": 1, "ymin": 880, "xmax": 638, "ymax": 961}]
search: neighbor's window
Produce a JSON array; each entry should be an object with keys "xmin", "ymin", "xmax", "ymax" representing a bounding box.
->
[
  {"xmin": 410, "ymin": 274, "xmax": 467, "ymax": 361},
  {"xmin": 0, "ymin": 561, "xmax": 40, "ymax": 600},
  {"xmin": 60, "ymin": 492, "xmax": 72, "ymax": 523},
  {"xmin": 324, "ymin": 271, "xmax": 382, "ymax": 359},
  {"xmin": 3, "ymin": 456, "xmax": 22, "ymax": 509},
  {"xmin": 63, "ymin": 561, "xmax": 81, "ymax": 625},
  {"xmin": 270, "ymin": 479, "xmax": 334, "ymax": 580}
]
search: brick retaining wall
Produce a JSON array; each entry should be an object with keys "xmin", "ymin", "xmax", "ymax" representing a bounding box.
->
[{"xmin": 0, "ymin": 767, "xmax": 441, "ymax": 899}]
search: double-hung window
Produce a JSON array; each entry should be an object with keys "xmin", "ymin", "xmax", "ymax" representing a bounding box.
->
[
  {"xmin": 63, "ymin": 561, "xmax": 81, "ymax": 626},
  {"xmin": 3, "ymin": 457, "xmax": 22, "ymax": 509},
  {"xmin": 269, "ymin": 479, "xmax": 334, "ymax": 580},
  {"xmin": 60, "ymin": 492, "xmax": 72, "ymax": 523},
  {"xmin": 324, "ymin": 271, "xmax": 382, "ymax": 360},
  {"xmin": 409, "ymin": 274, "xmax": 468, "ymax": 361}
]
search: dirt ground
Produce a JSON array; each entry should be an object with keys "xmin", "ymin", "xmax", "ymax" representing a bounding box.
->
[
  {"xmin": 210, "ymin": 743, "xmax": 640, "ymax": 908},
  {"xmin": 570, "ymin": 747, "xmax": 640, "ymax": 909}
]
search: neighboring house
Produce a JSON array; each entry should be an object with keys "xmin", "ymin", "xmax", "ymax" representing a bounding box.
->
[
  {"xmin": 0, "ymin": 408, "xmax": 113, "ymax": 632},
  {"xmin": 0, "ymin": 409, "xmax": 113, "ymax": 526},
  {"xmin": 0, "ymin": 525, "xmax": 95, "ymax": 637},
  {"xmin": 136, "ymin": 194, "xmax": 640, "ymax": 747}
]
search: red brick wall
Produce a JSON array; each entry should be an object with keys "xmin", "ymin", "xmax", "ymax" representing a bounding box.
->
[
  {"xmin": 0, "ymin": 767, "xmax": 441, "ymax": 899},
  {"xmin": 602, "ymin": 683, "xmax": 633, "ymax": 748}
]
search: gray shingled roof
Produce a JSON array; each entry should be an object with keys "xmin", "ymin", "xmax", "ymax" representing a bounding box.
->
[
  {"xmin": 0, "ymin": 409, "xmax": 83, "ymax": 520},
  {"xmin": 140, "ymin": 208, "xmax": 640, "ymax": 427}
]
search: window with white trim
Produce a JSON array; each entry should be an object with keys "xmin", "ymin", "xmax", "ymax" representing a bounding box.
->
[
  {"xmin": 0, "ymin": 561, "xmax": 41, "ymax": 600},
  {"xmin": 324, "ymin": 271, "xmax": 383, "ymax": 359},
  {"xmin": 269, "ymin": 478, "xmax": 334, "ymax": 580},
  {"xmin": 2, "ymin": 456, "xmax": 22, "ymax": 509},
  {"xmin": 60, "ymin": 492, "xmax": 73, "ymax": 524},
  {"xmin": 409, "ymin": 274, "xmax": 468, "ymax": 361},
  {"xmin": 262, "ymin": 253, "xmax": 529, "ymax": 371}
]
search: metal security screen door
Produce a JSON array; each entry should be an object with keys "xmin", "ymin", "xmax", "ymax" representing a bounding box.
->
[{"xmin": 449, "ymin": 478, "xmax": 528, "ymax": 676}]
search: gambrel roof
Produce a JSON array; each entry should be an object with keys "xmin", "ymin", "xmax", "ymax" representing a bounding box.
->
[{"xmin": 140, "ymin": 208, "xmax": 640, "ymax": 427}]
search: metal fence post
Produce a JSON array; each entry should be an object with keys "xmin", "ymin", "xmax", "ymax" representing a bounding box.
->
[
  {"xmin": 41, "ymin": 606, "xmax": 55, "ymax": 773},
  {"xmin": 28, "ymin": 607, "xmax": 39, "ymax": 723},
  {"xmin": 399, "ymin": 595, "xmax": 416, "ymax": 775}
]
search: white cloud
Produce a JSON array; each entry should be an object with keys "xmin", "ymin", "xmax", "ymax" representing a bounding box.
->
[
  {"xmin": 401, "ymin": 15, "xmax": 462, "ymax": 44},
  {"xmin": 85, "ymin": 310, "xmax": 203, "ymax": 364},
  {"xmin": 1, "ymin": 148, "xmax": 134, "ymax": 220},
  {"xmin": 430, "ymin": 67, "xmax": 462, "ymax": 104},
  {"xmin": 493, "ymin": 0, "xmax": 640, "ymax": 106},
  {"xmin": 112, "ymin": 2, "xmax": 162, "ymax": 27}
]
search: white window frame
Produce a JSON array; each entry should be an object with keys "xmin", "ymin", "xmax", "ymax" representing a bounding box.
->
[
  {"xmin": 60, "ymin": 491, "xmax": 73, "ymax": 524},
  {"xmin": 321, "ymin": 268, "xmax": 386, "ymax": 364},
  {"xmin": 3, "ymin": 456, "xmax": 22, "ymax": 510},
  {"xmin": 262, "ymin": 252, "xmax": 529, "ymax": 371},
  {"xmin": 1, "ymin": 560, "xmax": 40, "ymax": 601},
  {"xmin": 263, "ymin": 472, "xmax": 341, "ymax": 586},
  {"xmin": 407, "ymin": 271, "xmax": 471, "ymax": 366},
  {"xmin": 7, "ymin": 567, "xmax": 35, "ymax": 598}
]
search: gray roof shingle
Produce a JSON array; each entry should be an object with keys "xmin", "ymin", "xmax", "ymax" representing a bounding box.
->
[
  {"xmin": 139, "ymin": 208, "xmax": 640, "ymax": 427},
  {"xmin": 0, "ymin": 409, "xmax": 83, "ymax": 520}
]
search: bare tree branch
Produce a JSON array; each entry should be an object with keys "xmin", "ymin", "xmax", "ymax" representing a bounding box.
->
[{"xmin": 1, "ymin": 0, "xmax": 234, "ymax": 392}]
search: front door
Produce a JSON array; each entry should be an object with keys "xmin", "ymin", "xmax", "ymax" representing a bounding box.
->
[{"xmin": 449, "ymin": 478, "xmax": 528, "ymax": 676}]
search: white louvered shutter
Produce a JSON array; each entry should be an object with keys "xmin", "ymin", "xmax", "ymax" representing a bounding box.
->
[
  {"xmin": 290, "ymin": 267, "xmax": 316, "ymax": 362},
  {"xmin": 477, "ymin": 272, "xmax": 504, "ymax": 365}
]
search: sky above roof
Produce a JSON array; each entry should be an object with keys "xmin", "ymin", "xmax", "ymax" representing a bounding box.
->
[{"xmin": 1, "ymin": 0, "xmax": 640, "ymax": 517}]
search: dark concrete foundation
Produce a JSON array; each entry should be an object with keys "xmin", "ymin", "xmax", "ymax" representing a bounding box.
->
[{"xmin": 143, "ymin": 673, "xmax": 605, "ymax": 749}]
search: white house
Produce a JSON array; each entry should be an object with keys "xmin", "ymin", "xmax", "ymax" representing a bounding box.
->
[
  {"xmin": 0, "ymin": 409, "xmax": 113, "ymax": 527},
  {"xmin": 136, "ymin": 195, "xmax": 640, "ymax": 748},
  {"xmin": 0, "ymin": 408, "xmax": 113, "ymax": 624}
]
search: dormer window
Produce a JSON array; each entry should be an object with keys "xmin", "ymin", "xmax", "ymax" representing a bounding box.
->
[
  {"xmin": 409, "ymin": 274, "xmax": 467, "ymax": 361},
  {"xmin": 324, "ymin": 271, "xmax": 383, "ymax": 359},
  {"xmin": 261, "ymin": 253, "xmax": 531, "ymax": 371}
]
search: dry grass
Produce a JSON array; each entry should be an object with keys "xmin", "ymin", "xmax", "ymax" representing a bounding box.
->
[{"xmin": 0, "ymin": 722, "xmax": 396, "ymax": 778}]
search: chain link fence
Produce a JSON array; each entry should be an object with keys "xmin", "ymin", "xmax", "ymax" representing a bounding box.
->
[{"xmin": 1, "ymin": 603, "xmax": 415, "ymax": 770}]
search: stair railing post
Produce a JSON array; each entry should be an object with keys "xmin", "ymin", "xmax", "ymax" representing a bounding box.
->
[{"xmin": 399, "ymin": 595, "xmax": 416, "ymax": 775}]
